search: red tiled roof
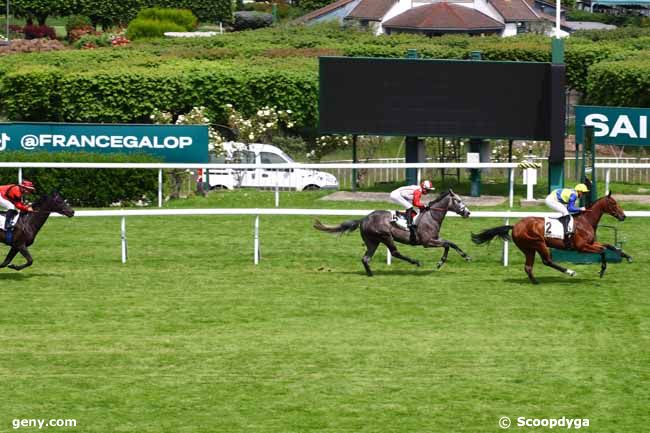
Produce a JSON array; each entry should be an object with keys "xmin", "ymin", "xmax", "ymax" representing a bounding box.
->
[
  {"xmin": 383, "ymin": 3, "xmax": 505, "ymax": 31},
  {"xmin": 296, "ymin": 0, "xmax": 358, "ymax": 22},
  {"xmin": 488, "ymin": 0, "xmax": 541, "ymax": 21},
  {"xmin": 346, "ymin": 0, "xmax": 398, "ymax": 21}
]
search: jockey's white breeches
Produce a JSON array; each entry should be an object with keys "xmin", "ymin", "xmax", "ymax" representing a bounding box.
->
[
  {"xmin": 390, "ymin": 190, "xmax": 413, "ymax": 209},
  {"xmin": 0, "ymin": 194, "xmax": 16, "ymax": 211},
  {"xmin": 545, "ymin": 193, "xmax": 569, "ymax": 216}
]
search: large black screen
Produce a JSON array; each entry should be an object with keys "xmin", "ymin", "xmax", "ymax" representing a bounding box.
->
[{"xmin": 319, "ymin": 57, "xmax": 554, "ymax": 140}]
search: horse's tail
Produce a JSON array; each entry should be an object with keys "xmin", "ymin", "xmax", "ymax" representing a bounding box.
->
[
  {"xmin": 313, "ymin": 218, "xmax": 361, "ymax": 236},
  {"xmin": 471, "ymin": 225, "xmax": 513, "ymax": 245}
]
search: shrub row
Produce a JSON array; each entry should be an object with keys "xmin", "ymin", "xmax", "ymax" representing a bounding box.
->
[
  {"xmin": 0, "ymin": 152, "xmax": 160, "ymax": 207},
  {"xmin": 1, "ymin": 24, "xmax": 649, "ymax": 123},
  {"xmin": 127, "ymin": 8, "xmax": 198, "ymax": 39},
  {"xmin": 585, "ymin": 59, "xmax": 650, "ymax": 108},
  {"xmin": 12, "ymin": 0, "xmax": 231, "ymax": 28},
  {"xmin": 0, "ymin": 59, "xmax": 319, "ymax": 129}
]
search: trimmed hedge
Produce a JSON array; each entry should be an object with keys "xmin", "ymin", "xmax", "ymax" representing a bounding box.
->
[
  {"xmin": 0, "ymin": 152, "xmax": 160, "ymax": 207},
  {"xmin": 586, "ymin": 59, "xmax": 650, "ymax": 108},
  {"xmin": 2, "ymin": 24, "xmax": 650, "ymax": 123},
  {"xmin": 127, "ymin": 18, "xmax": 187, "ymax": 39},
  {"xmin": 233, "ymin": 11, "xmax": 274, "ymax": 31},
  {"xmin": 0, "ymin": 58, "xmax": 319, "ymax": 129}
]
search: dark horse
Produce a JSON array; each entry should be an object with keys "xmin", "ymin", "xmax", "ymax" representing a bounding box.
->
[
  {"xmin": 471, "ymin": 192, "xmax": 631, "ymax": 284},
  {"xmin": 314, "ymin": 189, "xmax": 472, "ymax": 276},
  {"xmin": 0, "ymin": 191, "xmax": 75, "ymax": 271}
]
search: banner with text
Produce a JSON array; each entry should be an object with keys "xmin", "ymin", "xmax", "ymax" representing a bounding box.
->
[
  {"xmin": 576, "ymin": 105, "xmax": 650, "ymax": 146},
  {"xmin": 0, "ymin": 123, "xmax": 209, "ymax": 162}
]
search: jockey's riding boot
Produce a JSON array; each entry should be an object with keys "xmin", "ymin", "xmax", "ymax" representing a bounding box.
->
[
  {"xmin": 4, "ymin": 209, "xmax": 17, "ymax": 232},
  {"xmin": 406, "ymin": 209, "xmax": 417, "ymax": 244},
  {"xmin": 4, "ymin": 209, "xmax": 17, "ymax": 244},
  {"xmin": 561, "ymin": 216, "xmax": 572, "ymax": 249}
]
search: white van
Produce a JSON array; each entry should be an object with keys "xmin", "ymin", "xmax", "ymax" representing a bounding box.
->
[{"xmin": 207, "ymin": 142, "xmax": 339, "ymax": 191}]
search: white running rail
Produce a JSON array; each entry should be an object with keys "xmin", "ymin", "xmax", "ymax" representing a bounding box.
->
[{"xmin": 48, "ymin": 208, "xmax": 648, "ymax": 266}]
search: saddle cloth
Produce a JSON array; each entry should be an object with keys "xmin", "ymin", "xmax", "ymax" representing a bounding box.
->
[
  {"xmin": 543, "ymin": 216, "xmax": 574, "ymax": 240},
  {"xmin": 0, "ymin": 212, "xmax": 20, "ymax": 231},
  {"xmin": 390, "ymin": 211, "xmax": 408, "ymax": 229}
]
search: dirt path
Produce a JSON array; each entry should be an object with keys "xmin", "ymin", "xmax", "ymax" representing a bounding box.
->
[
  {"xmin": 321, "ymin": 192, "xmax": 650, "ymax": 205},
  {"xmin": 320, "ymin": 191, "xmax": 506, "ymax": 206}
]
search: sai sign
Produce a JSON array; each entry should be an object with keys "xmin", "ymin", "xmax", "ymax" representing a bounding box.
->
[
  {"xmin": 0, "ymin": 122, "xmax": 209, "ymax": 163},
  {"xmin": 575, "ymin": 105, "xmax": 650, "ymax": 146}
]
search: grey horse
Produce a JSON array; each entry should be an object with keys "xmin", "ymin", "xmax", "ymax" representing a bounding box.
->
[{"xmin": 314, "ymin": 189, "xmax": 472, "ymax": 276}]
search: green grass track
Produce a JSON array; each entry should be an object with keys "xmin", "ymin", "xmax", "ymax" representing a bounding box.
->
[{"xmin": 0, "ymin": 192, "xmax": 649, "ymax": 432}]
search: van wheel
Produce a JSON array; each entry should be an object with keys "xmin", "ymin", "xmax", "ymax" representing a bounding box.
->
[
  {"xmin": 210, "ymin": 185, "xmax": 228, "ymax": 190},
  {"xmin": 303, "ymin": 185, "xmax": 320, "ymax": 191}
]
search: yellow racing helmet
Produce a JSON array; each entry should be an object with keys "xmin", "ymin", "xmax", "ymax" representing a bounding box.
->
[{"xmin": 575, "ymin": 183, "xmax": 590, "ymax": 193}]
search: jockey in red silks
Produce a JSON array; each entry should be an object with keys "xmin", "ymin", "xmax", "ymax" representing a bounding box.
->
[
  {"xmin": 0, "ymin": 180, "xmax": 36, "ymax": 236},
  {"xmin": 390, "ymin": 180, "xmax": 435, "ymax": 243}
]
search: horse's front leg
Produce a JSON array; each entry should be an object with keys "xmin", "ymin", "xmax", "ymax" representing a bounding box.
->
[
  {"xmin": 423, "ymin": 239, "xmax": 450, "ymax": 269},
  {"xmin": 7, "ymin": 245, "xmax": 33, "ymax": 271},
  {"xmin": 575, "ymin": 241, "xmax": 608, "ymax": 278},
  {"xmin": 603, "ymin": 243, "xmax": 632, "ymax": 263},
  {"xmin": 445, "ymin": 240, "xmax": 472, "ymax": 262},
  {"xmin": 0, "ymin": 247, "xmax": 20, "ymax": 268}
]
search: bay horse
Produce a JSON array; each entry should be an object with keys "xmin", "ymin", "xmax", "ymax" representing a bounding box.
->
[
  {"xmin": 314, "ymin": 189, "xmax": 472, "ymax": 276},
  {"xmin": 471, "ymin": 192, "xmax": 631, "ymax": 284},
  {"xmin": 0, "ymin": 191, "xmax": 75, "ymax": 271}
]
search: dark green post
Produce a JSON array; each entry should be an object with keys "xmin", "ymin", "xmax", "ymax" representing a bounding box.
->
[
  {"xmin": 548, "ymin": 37, "xmax": 565, "ymax": 192},
  {"xmin": 405, "ymin": 49, "xmax": 421, "ymax": 185},
  {"xmin": 469, "ymin": 51, "xmax": 483, "ymax": 197},
  {"xmin": 351, "ymin": 135, "xmax": 358, "ymax": 191}
]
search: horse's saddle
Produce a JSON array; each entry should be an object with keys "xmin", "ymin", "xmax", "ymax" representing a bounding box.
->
[
  {"xmin": 0, "ymin": 211, "xmax": 20, "ymax": 231},
  {"xmin": 544, "ymin": 215, "xmax": 575, "ymax": 240},
  {"xmin": 390, "ymin": 210, "xmax": 409, "ymax": 230}
]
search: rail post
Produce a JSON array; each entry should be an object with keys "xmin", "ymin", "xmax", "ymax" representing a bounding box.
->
[
  {"xmin": 18, "ymin": 167, "xmax": 22, "ymax": 184},
  {"xmin": 158, "ymin": 169, "xmax": 163, "ymax": 208},
  {"xmin": 605, "ymin": 168, "xmax": 611, "ymax": 195},
  {"xmin": 254, "ymin": 215, "xmax": 260, "ymax": 265},
  {"xmin": 386, "ymin": 247, "xmax": 392, "ymax": 265},
  {"xmin": 121, "ymin": 216, "xmax": 128, "ymax": 263}
]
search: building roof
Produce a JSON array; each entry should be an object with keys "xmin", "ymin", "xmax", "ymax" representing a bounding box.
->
[
  {"xmin": 346, "ymin": 0, "xmax": 398, "ymax": 21},
  {"xmin": 296, "ymin": 0, "xmax": 358, "ymax": 22},
  {"xmin": 383, "ymin": 3, "xmax": 505, "ymax": 31},
  {"xmin": 488, "ymin": 0, "xmax": 541, "ymax": 21}
]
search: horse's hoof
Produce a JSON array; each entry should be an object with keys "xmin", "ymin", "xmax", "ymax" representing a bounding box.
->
[
  {"xmin": 8, "ymin": 265, "xmax": 19, "ymax": 271},
  {"xmin": 626, "ymin": 257, "xmax": 633, "ymax": 263},
  {"xmin": 566, "ymin": 269, "xmax": 576, "ymax": 277},
  {"xmin": 464, "ymin": 256, "xmax": 472, "ymax": 262},
  {"xmin": 531, "ymin": 279, "xmax": 540, "ymax": 285},
  {"xmin": 414, "ymin": 261, "xmax": 421, "ymax": 267},
  {"xmin": 436, "ymin": 261, "xmax": 445, "ymax": 269}
]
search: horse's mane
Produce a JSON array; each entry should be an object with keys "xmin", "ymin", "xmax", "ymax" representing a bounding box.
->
[
  {"xmin": 428, "ymin": 191, "xmax": 450, "ymax": 206},
  {"xmin": 587, "ymin": 194, "xmax": 612, "ymax": 209},
  {"xmin": 31, "ymin": 191, "xmax": 59, "ymax": 210}
]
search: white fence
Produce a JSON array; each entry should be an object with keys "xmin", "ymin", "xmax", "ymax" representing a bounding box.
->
[
  {"xmin": 324, "ymin": 157, "xmax": 650, "ymax": 189},
  {"xmin": 3, "ymin": 161, "xmax": 521, "ymax": 208},
  {"xmin": 53, "ymin": 208, "xmax": 650, "ymax": 267}
]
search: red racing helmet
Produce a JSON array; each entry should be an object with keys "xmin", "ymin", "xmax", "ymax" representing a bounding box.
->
[{"xmin": 20, "ymin": 180, "xmax": 36, "ymax": 191}]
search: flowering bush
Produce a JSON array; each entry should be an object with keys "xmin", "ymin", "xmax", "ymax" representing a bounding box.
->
[
  {"xmin": 491, "ymin": 140, "xmax": 548, "ymax": 162},
  {"xmin": 307, "ymin": 134, "xmax": 352, "ymax": 161},
  {"xmin": 23, "ymin": 24, "xmax": 56, "ymax": 40},
  {"xmin": 224, "ymin": 104, "xmax": 294, "ymax": 144},
  {"xmin": 111, "ymin": 35, "xmax": 130, "ymax": 46},
  {"xmin": 150, "ymin": 106, "xmax": 224, "ymax": 155}
]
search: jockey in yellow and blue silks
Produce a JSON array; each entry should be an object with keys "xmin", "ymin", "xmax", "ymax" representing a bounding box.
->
[{"xmin": 545, "ymin": 183, "xmax": 589, "ymax": 246}]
